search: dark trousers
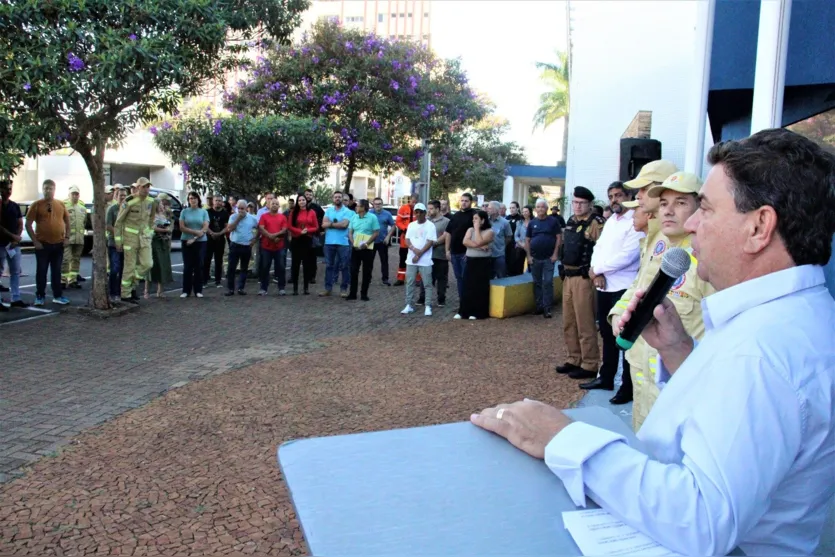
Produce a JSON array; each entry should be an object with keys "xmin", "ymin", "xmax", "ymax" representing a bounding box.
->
[
  {"xmin": 108, "ymin": 246, "xmax": 124, "ymax": 298},
  {"xmin": 375, "ymin": 242, "xmax": 390, "ymax": 281},
  {"xmin": 259, "ymin": 247, "xmax": 285, "ymax": 292},
  {"xmin": 227, "ymin": 242, "xmax": 251, "ymax": 292},
  {"xmin": 291, "ymin": 236, "xmax": 315, "ymax": 290},
  {"xmin": 398, "ymin": 246, "xmax": 408, "ymax": 277},
  {"xmin": 182, "ymin": 241, "xmax": 206, "ymax": 295},
  {"xmin": 350, "ymin": 248, "xmax": 375, "ymax": 298},
  {"xmin": 35, "ymin": 242, "xmax": 64, "ymax": 299},
  {"xmin": 419, "ymin": 258, "xmax": 449, "ymax": 304},
  {"xmin": 204, "ymin": 236, "xmax": 226, "ymax": 285},
  {"xmin": 597, "ymin": 289, "xmax": 632, "ymax": 395}
]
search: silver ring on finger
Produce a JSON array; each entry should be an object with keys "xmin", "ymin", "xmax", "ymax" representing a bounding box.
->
[{"xmin": 497, "ymin": 408, "xmax": 505, "ymax": 420}]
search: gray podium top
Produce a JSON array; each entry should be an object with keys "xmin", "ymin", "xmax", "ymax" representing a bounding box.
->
[{"xmin": 278, "ymin": 406, "xmax": 642, "ymax": 556}]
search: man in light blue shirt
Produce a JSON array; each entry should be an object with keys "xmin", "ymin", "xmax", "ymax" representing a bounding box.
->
[
  {"xmin": 470, "ymin": 129, "xmax": 835, "ymax": 556},
  {"xmin": 825, "ymin": 234, "xmax": 835, "ymax": 300},
  {"xmin": 487, "ymin": 201, "xmax": 512, "ymax": 278},
  {"xmin": 320, "ymin": 190, "xmax": 355, "ymax": 297},
  {"xmin": 225, "ymin": 199, "xmax": 259, "ymax": 295},
  {"xmin": 371, "ymin": 197, "xmax": 396, "ymax": 285}
]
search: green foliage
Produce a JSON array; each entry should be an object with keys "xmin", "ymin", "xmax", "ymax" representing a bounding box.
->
[
  {"xmin": 430, "ymin": 119, "xmax": 527, "ymax": 202},
  {"xmin": 152, "ymin": 114, "xmax": 329, "ymax": 199},
  {"xmin": 532, "ymin": 50, "xmax": 570, "ymax": 132},
  {"xmin": 308, "ymin": 183, "xmax": 335, "ymax": 205},
  {"xmin": 227, "ymin": 21, "xmax": 486, "ymax": 191}
]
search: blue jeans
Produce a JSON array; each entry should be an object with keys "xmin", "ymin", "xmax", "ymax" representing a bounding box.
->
[
  {"xmin": 531, "ymin": 258, "xmax": 555, "ymax": 311},
  {"xmin": 0, "ymin": 245, "xmax": 22, "ymax": 301},
  {"xmin": 227, "ymin": 242, "xmax": 251, "ymax": 292},
  {"xmin": 35, "ymin": 242, "xmax": 64, "ymax": 299},
  {"xmin": 492, "ymin": 255, "xmax": 507, "ymax": 279},
  {"xmin": 259, "ymin": 247, "xmax": 286, "ymax": 292},
  {"xmin": 107, "ymin": 246, "xmax": 124, "ymax": 298},
  {"xmin": 451, "ymin": 253, "xmax": 467, "ymax": 300},
  {"xmin": 324, "ymin": 244, "xmax": 351, "ymax": 292}
]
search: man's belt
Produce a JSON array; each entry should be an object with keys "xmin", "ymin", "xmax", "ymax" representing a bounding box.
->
[{"xmin": 563, "ymin": 265, "xmax": 589, "ymax": 278}]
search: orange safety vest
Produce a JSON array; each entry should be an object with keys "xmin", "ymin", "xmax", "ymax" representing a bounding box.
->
[{"xmin": 395, "ymin": 203, "xmax": 414, "ymax": 249}]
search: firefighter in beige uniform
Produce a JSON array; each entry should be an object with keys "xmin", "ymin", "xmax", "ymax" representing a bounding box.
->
[
  {"xmin": 62, "ymin": 185, "xmax": 87, "ymax": 288},
  {"xmin": 114, "ymin": 178, "xmax": 156, "ymax": 302},
  {"xmin": 616, "ymin": 171, "xmax": 714, "ymax": 430},
  {"xmin": 608, "ymin": 160, "xmax": 677, "ymax": 412}
]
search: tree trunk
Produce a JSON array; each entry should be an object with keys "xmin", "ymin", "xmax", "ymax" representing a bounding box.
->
[
  {"xmin": 561, "ymin": 113, "xmax": 570, "ymax": 165},
  {"xmin": 342, "ymin": 156, "xmax": 356, "ymax": 194},
  {"xmin": 79, "ymin": 141, "xmax": 111, "ymax": 310}
]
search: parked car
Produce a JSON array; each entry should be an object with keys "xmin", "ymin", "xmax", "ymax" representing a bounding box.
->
[{"xmin": 17, "ymin": 188, "xmax": 184, "ymax": 254}]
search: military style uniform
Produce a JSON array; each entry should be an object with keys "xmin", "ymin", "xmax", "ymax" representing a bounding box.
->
[
  {"xmin": 62, "ymin": 198, "xmax": 87, "ymax": 286},
  {"xmin": 114, "ymin": 194, "xmax": 156, "ymax": 299},
  {"xmin": 561, "ymin": 213, "xmax": 606, "ymax": 372}
]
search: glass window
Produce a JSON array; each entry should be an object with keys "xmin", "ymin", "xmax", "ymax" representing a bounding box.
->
[
  {"xmin": 424, "ymin": 12, "xmax": 429, "ymax": 17},
  {"xmin": 399, "ymin": 12, "xmax": 405, "ymax": 18},
  {"xmin": 391, "ymin": 12, "xmax": 396, "ymax": 18},
  {"xmin": 408, "ymin": 12, "xmax": 412, "ymax": 18},
  {"xmin": 378, "ymin": 13, "xmax": 384, "ymax": 22}
]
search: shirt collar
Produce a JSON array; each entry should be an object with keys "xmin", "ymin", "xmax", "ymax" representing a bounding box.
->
[
  {"xmin": 702, "ymin": 265, "xmax": 826, "ymax": 330},
  {"xmin": 615, "ymin": 209, "xmax": 633, "ymax": 221}
]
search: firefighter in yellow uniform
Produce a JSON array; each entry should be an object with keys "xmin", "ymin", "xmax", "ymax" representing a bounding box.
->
[
  {"xmin": 62, "ymin": 185, "xmax": 87, "ymax": 288},
  {"xmin": 607, "ymin": 160, "xmax": 677, "ymax": 413},
  {"xmin": 114, "ymin": 178, "xmax": 156, "ymax": 304}
]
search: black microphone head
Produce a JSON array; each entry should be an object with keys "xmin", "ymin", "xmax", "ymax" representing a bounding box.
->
[{"xmin": 661, "ymin": 247, "xmax": 692, "ymax": 278}]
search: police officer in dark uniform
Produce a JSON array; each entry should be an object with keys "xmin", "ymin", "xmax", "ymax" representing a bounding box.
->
[{"xmin": 556, "ymin": 186, "xmax": 606, "ymax": 379}]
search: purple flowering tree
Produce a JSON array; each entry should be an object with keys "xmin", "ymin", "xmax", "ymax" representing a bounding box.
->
[
  {"xmin": 152, "ymin": 114, "xmax": 329, "ymax": 200},
  {"xmin": 227, "ymin": 21, "xmax": 486, "ymax": 193},
  {"xmin": 0, "ymin": 0, "xmax": 308, "ymax": 310}
]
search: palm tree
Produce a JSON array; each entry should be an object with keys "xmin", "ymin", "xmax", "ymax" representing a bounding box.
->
[{"xmin": 532, "ymin": 50, "xmax": 570, "ymax": 164}]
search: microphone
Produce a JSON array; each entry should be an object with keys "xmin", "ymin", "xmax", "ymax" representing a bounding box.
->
[{"xmin": 616, "ymin": 247, "xmax": 692, "ymax": 351}]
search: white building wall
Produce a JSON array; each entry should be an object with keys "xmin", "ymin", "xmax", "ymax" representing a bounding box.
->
[{"xmin": 566, "ymin": 0, "xmax": 699, "ymax": 211}]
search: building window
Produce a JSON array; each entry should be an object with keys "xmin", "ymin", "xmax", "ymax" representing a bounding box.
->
[
  {"xmin": 422, "ymin": 34, "xmax": 429, "ymax": 39},
  {"xmin": 399, "ymin": 12, "xmax": 405, "ymax": 18},
  {"xmin": 378, "ymin": 13, "xmax": 384, "ymax": 22},
  {"xmin": 407, "ymin": 12, "xmax": 412, "ymax": 18},
  {"xmin": 346, "ymin": 16, "xmax": 364, "ymax": 23},
  {"xmin": 424, "ymin": 12, "xmax": 429, "ymax": 17},
  {"xmin": 319, "ymin": 15, "xmax": 339, "ymax": 23},
  {"xmin": 391, "ymin": 13, "xmax": 396, "ymax": 18}
]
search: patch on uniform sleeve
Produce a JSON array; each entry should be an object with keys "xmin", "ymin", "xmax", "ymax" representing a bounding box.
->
[
  {"xmin": 671, "ymin": 274, "xmax": 686, "ymax": 290},
  {"xmin": 653, "ymin": 240, "xmax": 667, "ymax": 256}
]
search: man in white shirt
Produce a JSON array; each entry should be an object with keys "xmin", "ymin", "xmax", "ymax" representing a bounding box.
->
[
  {"xmin": 401, "ymin": 203, "xmax": 437, "ymax": 317},
  {"xmin": 471, "ymin": 128, "xmax": 835, "ymax": 556},
  {"xmin": 585, "ymin": 182, "xmax": 643, "ymax": 404}
]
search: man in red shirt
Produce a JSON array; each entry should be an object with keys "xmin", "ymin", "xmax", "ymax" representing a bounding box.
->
[{"xmin": 257, "ymin": 198, "xmax": 289, "ymax": 296}]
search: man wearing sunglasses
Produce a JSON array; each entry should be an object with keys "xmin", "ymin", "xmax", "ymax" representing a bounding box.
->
[{"xmin": 25, "ymin": 179, "xmax": 71, "ymax": 306}]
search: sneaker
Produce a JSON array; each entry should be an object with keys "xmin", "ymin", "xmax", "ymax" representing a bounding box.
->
[
  {"xmin": 424, "ymin": 306, "xmax": 432, "ymax": 317},
  {"xmin": 345, "ymin": 295, "xmax": 357, "ymax": 301},
  {"xmin": 319, "ymin": 290, "xmax": 331, "ymax": 297},
  {"xmin": 180, "ymin": 293, "xmax": 189, "ymax": 298},
  {"xmin": 400, "ymin": 305, "xmax": 415, "ymax": 315},
  {"xmin": 34, "ymin": 297, "xmax": 45, "ymax": 306},
  {"xmin": 10, "ymin": 300, "xmax": 29, "ymax": 308},
  {"xmin": 196, "ymin": 293, "xmax": 204, "ymax": 298},
  {"xmin": 437, "ymin": 300, "xmax": 446, "ymax": 307},
  {"xmin": 121, "ymin": 297, "xmax": 138, "ymax": 305},
  {"xmin": 453, "ymin": 313, "xmax": 462, "ymax": 319},
  {"xmin": 258, "ymin": 290, "xmax": 267, "ymax": 296},
  {"xmin": 77, "ymin": 276, "xmax": 87, "ymax": 282},
  {"xmin": 215, "ymin": 283, "xmax": 223, "ymax": 288},
  {"xmin": 237, "ymin": 290, "xmax": 246, "ymax": 295},
  {"xmin": 278, "ymin": 290, "xmax": 286, "ymax": 296},
  {"xmin": 382, "ymin": 280, "xmax": 391, "ymax": 286},
  {"xmin": 361, "ymin": 296, "xmax": 370, "ymax": 302},
  {"xmin": 340, "ymin": 291, "xmax": 348, "ymax": 298},
  {"xmin": 468, "ymin": 316, "xmax": 477, "ymax": 320},
  {"xmin": 52, "ymin": 296, "xmax": 70, "ymax": 305},
  {"xmin": 224, "ymin": 291, "xmax": 235, "ymax": 297}
]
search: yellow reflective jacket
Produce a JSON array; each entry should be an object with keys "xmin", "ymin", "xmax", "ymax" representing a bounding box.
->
[
  {"xmin": 64, "ymin": 199, "xmax": 87, "ymax": 245},
  {"xmin": 114, "ymin": 195, "xmax": 157, "ymax": 249}
]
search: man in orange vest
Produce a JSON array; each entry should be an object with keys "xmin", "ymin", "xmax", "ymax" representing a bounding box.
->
[{"xmin": 394, "ymin": 193, "xmax": 419, "ymax": 285}]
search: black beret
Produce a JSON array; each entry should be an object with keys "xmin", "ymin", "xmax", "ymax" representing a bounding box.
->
[{"xmin": 573, "ymin": 186, "xmax": 594, "ymax": 202}]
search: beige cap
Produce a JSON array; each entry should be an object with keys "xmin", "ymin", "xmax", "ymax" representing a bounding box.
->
[
  {"xmin": 157, "ymin": 193, "xmax": 170, "ymax": 201},
  {"xmin": 623, "ymin": 160, "xmax": 679, "ymax": 189},
  {"xmin": 647, "ymin": 171, "xmax": 702, "ymax": 198},
  {"xmin": 68, "ymin": 185, "xmax": 80, "ymax": 194},
  {"xmin": 622, "ymin": 200, "xmax": 639, "ymax": 208},
  {"xmin": 133, "ymin": 177, "xmax": 151, "ymax": 187},
  {"xmin": 104, "ymin": 185, "xmax": 114, "ymax": 193}
]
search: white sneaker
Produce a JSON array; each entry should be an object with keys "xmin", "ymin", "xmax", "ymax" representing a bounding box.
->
[
  {"xmin": 454, "ymin": 314, "xmax": 462, "ymax": 319},
  {"xmin": 196, "ymin": 293, "xmax": 204, "ymax": 298},
  {"xmin": 424, "ymin": 306, "xmax": 432, "ymax": 317},
  {"xmin": 468, "ymin": 316, "xmax": 477, "ymax": 320},
  {"xmin": 258, "ymin": 290, "xmax": 267, "ymax": 296},
  {"xmin": 180, "ymin": 293, "xmax": 188, "ymax": 298},
  {"xmin": 400, "ymin": 305, "xmax": 415, "ymax": 315},
  {"xmin": 278, "ymin": 290, "xmax": 286, "ymax": 296}
]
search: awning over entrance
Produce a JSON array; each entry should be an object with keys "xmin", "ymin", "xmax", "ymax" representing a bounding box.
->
[{"xmin": 502, "ymin": 165, "xmax": 566, "ymax": 207}]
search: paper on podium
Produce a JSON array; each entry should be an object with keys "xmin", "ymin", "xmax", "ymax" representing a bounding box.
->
[
  {"xmin": 562, "ymin": 509, "xmax": 682, "ymax": 556},
  {"xmin": 278, "ymin": 406, "xmax": 644, "ymax": 556}
]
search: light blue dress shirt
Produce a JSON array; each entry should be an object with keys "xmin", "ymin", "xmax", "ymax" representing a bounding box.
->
[
  {"xmin": 228, "ymin": 212, "xmax": 259, "ymax": 245},
  {"xmin": 489, "ymin": 216, "xmax": 512, "ymax": 258},
  {"xmin": 824, "ymin": 234, "xmax": 835, "ymax": 300},
  {"xmin": 545, "ymin": 264, "xmax": 835, "ymax": 556},
  {"xmin": 324, "ymin": 206, "xmax": 355, "ymax": 246}
]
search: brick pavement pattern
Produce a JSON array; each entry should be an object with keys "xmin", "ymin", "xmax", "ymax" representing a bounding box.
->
[{"xmin": 0, "ymin": 253, "xmax": 586, "ymax": 555}]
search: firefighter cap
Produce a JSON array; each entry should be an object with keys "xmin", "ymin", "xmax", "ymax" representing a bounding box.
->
[
  {"xmin": 647, "ymin": 171, "xmax": 703, "ymax": 198},
  {"xmin": 623, "ymin": 160, "xmax": 678, "ymax": 189},
  {"xmin": 68, "ymin": 185, "xmax": 80, "ymax": 194}
]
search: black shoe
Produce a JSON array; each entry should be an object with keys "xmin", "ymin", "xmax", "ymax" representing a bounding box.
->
[
  {"xmin": 393, "ymin": 280, "xmax": 404, "ymax": 286},
  {"xmin": 293, "ymin": 289, "xmax": 299, "ymax": 295},
  {"xmin": 534, "ymin": 307, "xmax": 544, "ymax": 315},
  {"xmin": 121, "ymin": 297, "xmax": 139, "ymax": 305},
  {"xmin": 345, "ymin": 295, "xmax": 357, "ymax": 301},
  {"xmin": 225, "ymin": 291, "xmax": 235, "ymax": 296},
  {"xmin": 237, "ymin": 290, "xmax": 246, "ymax": 295},
  {"xmin": 309, "ymin": 279, "xmax": 316, "ymax": 285},
  {"xmin": 382, "ymin": 280, "xmax": 391, "ymax": 286},
  {"xmin": 361, "ymin": 296, "xmax": 370, "ymax": 301},
  {"xmin": 570, "ymin": 368, "xmax": 599, "ymax": 380},
  {"xmin": 10, "ymin": 300, "xmax": 29, "ymax": 308},
  {"xmin": 77, "ymin": 275, "xmax": 87, "ymax": 282},
  {"xmin": 0, "ymin": 285, "xmax": 9, "ymax": 292},
  {"xmin": 555, "ymin": 363, "xmax": 581, "ymax": 374},
  {"xmin": 543, "ymin": 311, "xmax": 552, "ymax": 319},
  {"xmin": 579, "ymin": 377, "xmax": 614, "ymax": 390},
  {"xmin": 130, "ymin": 290, "xmax": 140, "ymax": 301},
  {"xmin": 437, "ymin": 299, "xmax": 445, "ymax": 307},
  {"xmin": 609, "ymin": 391, "xmax": 633, "ymax": 405}
]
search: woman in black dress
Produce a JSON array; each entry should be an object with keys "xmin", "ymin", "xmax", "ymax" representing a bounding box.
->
[{"xmin": 455, "ymin": 210, "xmax": 494, "ymax": 320}]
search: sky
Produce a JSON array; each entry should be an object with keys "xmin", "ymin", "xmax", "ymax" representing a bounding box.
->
[{"xmin": 430, "ymin": 0, "xmax": 568, "ymax": 166}]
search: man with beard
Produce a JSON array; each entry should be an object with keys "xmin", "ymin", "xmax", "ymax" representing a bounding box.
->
[{"xmin": 582, "ymin": 182, "xmax": 644, "ymax": 404}]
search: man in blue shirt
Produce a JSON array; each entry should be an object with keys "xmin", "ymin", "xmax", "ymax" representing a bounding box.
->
[
  {"xmin": 225, "ymin": 199, "xmax": 259, "ymax": 296},
  {"xmin": 320, "ymin": 191, "xmax": 355, "ymax": 297},
  {"xmin": 487, "ymin": 200, "xmax": 513, "ymax": 278},
  {"xmin": 371, "ymin": 197, "xmax": 395, "ymax": 285},
  {"xmin": 525, "ymin": 198, "xmax": 562, "ymax": 318}
]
